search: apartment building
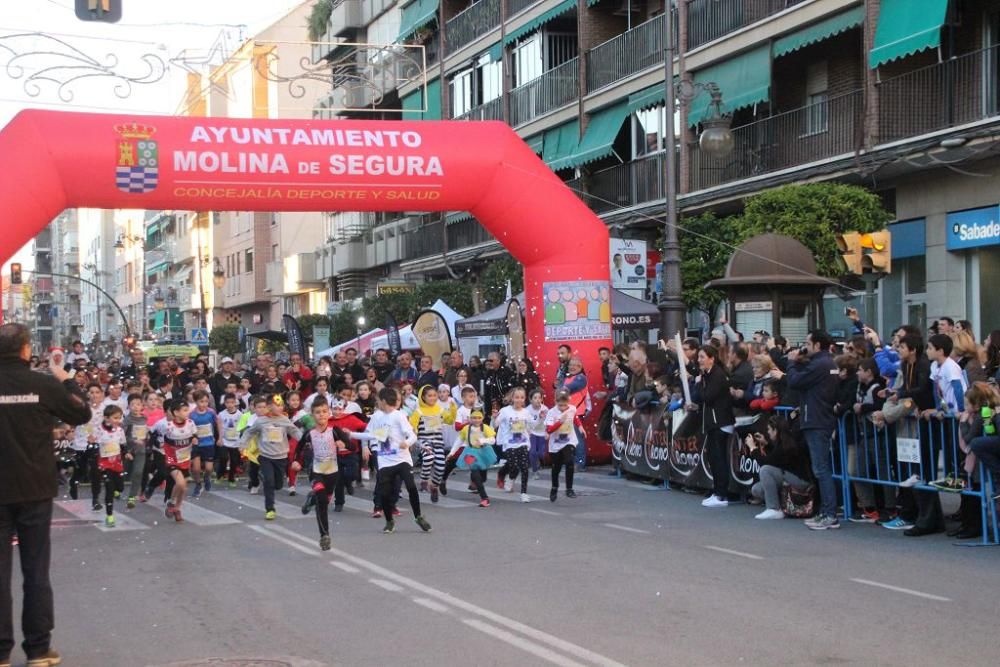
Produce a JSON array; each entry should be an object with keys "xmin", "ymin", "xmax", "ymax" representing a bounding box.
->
[
  {"xmin": 77, "ymin": 208, "xmax": 116, "ymax": 351},
  {"xmin": 111, "ymin": 209, "xmax": 146, "ymax": 341},
  {"xmin": 29, "ymin": 211, "xmax": 84, "ymax": 349},
  {"xmin": 310, "ymin": 0, "xmax": 1000, "ymax": 338}
]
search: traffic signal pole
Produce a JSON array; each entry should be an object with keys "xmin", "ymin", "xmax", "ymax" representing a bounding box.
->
[{"xmin": 22, "ymin": 269, "xmax": 132, "ymax": 338}]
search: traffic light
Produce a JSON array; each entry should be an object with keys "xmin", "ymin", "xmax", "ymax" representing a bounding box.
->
[
  {"xmin": 10, "ymin": 263, "xmax": 22, "ymax": 285},
  {"xmin": 860, "ymin": 230, "xmax": 892, "ymax": 274},
  {"xmin": 75, "ymin": 0, "xmax": 122, "ymax": 23},
  {"xmin": 836, "ymin": 232, "xmax": 863, "ymax": 275}
]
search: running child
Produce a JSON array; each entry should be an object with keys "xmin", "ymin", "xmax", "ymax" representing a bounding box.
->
[
  {"xmin": 148, "ymin": 398, "xmax": 198, "ymax": 522},
  {"xmin": 527, "ymin": 389, "xmax": 549, "ymax": 480},
  {"xmin": 95, "ymin": 405, "xmax": 128, "ymax": 527},
  {"xmin": 454, "ymin": 409, "xmax": 497, "ymax": 507},
  {"xmin": 123, "ymin": 394, "xmax": 148, "ymax": 508},
  {"xmin": 240, "ymin": 394, "xmax": 302, "ymax": 520},
  {"xmin": 217, "ymin": 392, "xmax": 244, "ymax": 487},
  {"xmin": 70, "ymin": 383, "xmax": 106, "ymax": 508},
  {"xmin": 495, "ymin": 387, "xmax": 533, "ymax": 502},
  {"xmin": 190, "ymin": 389, "xmax": 218, "ymax": 498},
  {"xmin": 410, "ymin": 384, "xmax": 456, "ymax": 502},
  {"xmin": 284, "ymin": 391, "xmax": 306, "ymax": 495},
  {"xmin": 365, "ymin": 387, "xmax": 431, "ymax": 534},
  {"xmin": 239, "ymin": 396, "xmax": 268, "ymax": 495},
  {"xmin": 544, "ymin": 390, "xmax": 586, "ymax": 502},
  {"xmin": 327, "ymin": 399, "xmax": 367, "ymax": 512},
  {"xmin": 293, "ymin": 397, "xmax": 348, "ymax": 550}
]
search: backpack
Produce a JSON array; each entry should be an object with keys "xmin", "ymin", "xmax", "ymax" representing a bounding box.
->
[{"xmin": 780, "ymin": 482, "xmax": 815, "ymax": 518}]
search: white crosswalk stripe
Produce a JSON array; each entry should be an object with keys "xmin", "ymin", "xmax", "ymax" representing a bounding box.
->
[
  {"xmin": 55, "ymin": 499, "xmax": 149, "ymax": 532},
  {"xmin": 169, "ymin": 502, "xmax": 241, "ymax": 526}
]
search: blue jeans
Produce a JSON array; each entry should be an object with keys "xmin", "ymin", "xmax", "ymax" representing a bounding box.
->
[
  {"xmin": 804, "ymin": 429, "xmax": 837, "ymax": 518},
  {"xmin": 574, "ymin": 426, "xmax": 586, "ymax": 468}
]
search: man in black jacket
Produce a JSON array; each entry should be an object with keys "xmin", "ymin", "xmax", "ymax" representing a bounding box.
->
[{"xmin": 0, "ymin": 323, "xmax": 92, "ymax": 667}]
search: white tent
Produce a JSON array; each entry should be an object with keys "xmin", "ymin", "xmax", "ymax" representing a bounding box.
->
[
  {"xmin": 317, "ymin": 300, "xmax": 466, "ymax": 357},
  {"xmin": 315, "ymin": 327, "xmax": 384, "ymax": 358},
  {"xmin": 428, "ymin": 299, "xmax": 464, "ymax": 341}
]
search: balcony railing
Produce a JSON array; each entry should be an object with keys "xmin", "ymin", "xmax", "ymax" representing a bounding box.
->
[
  {"xmin": 402, "ymin": 219, "xmax": 444, "ymax": 260},
  {"xmin": 446, "ymin": 0, "xmax": 501, "ymax": 56},
  {"xmin": 568, "ymin": 153, "xmax": 668, "ymax": 215},
  {"xmin": 454, "ymin": 97, "xmax": 503, "ymax": 121},
  {"xmin": 505, "ymin": 0, "xmax": 536, "ymax": 18},
  {"xmin": 878, "ymin": 44, "xmax": 1000, "ymax": 145},
  {"xmin": 585, "ymin": 13, "xmax": 666, "ymax": 93},
  {"xmin": 510, "ymin": 57, "xmax": 579, "ymax": 126},
  {"xmin": 689, "ymin": 89, "xmax": 863, "ymax": 192},
  {"xmin": 687, "ymin": 0, "xmax": 801, "ymax": 50}
]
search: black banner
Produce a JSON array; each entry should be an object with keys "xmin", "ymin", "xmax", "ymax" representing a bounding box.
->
[
  {"xmin": 282, "ymin": 314, "xmax": 306, "ymax": 358},
  {"xmin": 385, "ymin": 311, "xmax": 402, "ymax": 359},
  {"xmin": 611, "ymin": 405, "xmax": 765, "ymax": 493}
]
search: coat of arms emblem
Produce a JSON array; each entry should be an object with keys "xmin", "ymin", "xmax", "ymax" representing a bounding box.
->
[{"xmin": 115, "ymin": 123, "xmax": 158, "ymax": 194}]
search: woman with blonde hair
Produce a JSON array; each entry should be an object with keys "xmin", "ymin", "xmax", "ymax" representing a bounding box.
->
[{"xmin": 951, "ymin": 329, "xmax": 986, "ymax": 384}]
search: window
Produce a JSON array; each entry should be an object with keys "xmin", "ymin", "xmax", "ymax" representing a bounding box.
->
[
  {"xmin": 805, "ymin": 61, "xmax": 829, "ymax": 135},
  {"xmin": 478, "ymin": 54, "xmax": 502, "ymax": 104},
  {"xmin": 272, "ymin": 244, "xmax": 279, "ymax": 261},
  {"xmin": 904, "ymin": 255, "xmax": 926, "ymax": 295},
  {"xmin": 633, "ymin": 105, "xmax": 667, "ymax": 157},
  {"xmin": 512, "ymin": 33, "xmax": 543, "ymax": 87},
  {"xmin": 244, "ymin": 249, "xmax": 254, "ymax": 274},
  {"xmin": 450, "ymin": 68, "xmax": 474, "ymax": 117}
]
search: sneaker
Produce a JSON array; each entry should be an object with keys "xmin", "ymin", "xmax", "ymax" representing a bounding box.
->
[
  {"xmin": 203, "ymin": 477, "xmax": 212, "ymax": 492},
  {"xmin": 301, "ymin": 492, "xmax": 316, "ymax": 515},
  {"xmin": 288, "ymin": 488, "xmax": 297, "ymax": 497},
  {"xmin": 25, "ymin": 649, "xmax": 62, "ymax": 666},
  {"xmin": 228, "ymin": 480, "xmax": 237, "ymax": 489},
  {"xmin": 420, "ymin": 481, "xmax": 429, "ymax": 492},
  {"xmin": 104, "ymin": 515, "xmax": 115, "ymax": 528},
  {"xmin": 849, "ymin": 508, "xmax": 880, "ymax": 523},
  {"xmin": 566, "ymin": 489, "xmax": 577, "ymax": 499},
  {"xmin": 520, "ymin": 493, "xmax": 531, "ymax": 503},
  {"xmin": 550, "ymin": 488, "xmax": 558, "ymax": 502},
  {"xmin": 333, "ymin": 505, "xmax": 343, "ymax": 513},
  {"xmin": 702, "ymin": 495, "xmax": 728, "ymax": 508},
  {"xmin": 806, "ymin": 514, "xmax": 841, "ymax": 531},
  {"xmin": 465, "ymin": 486, "xmax": 479, "ymax": 493},
  {"xmin": 165, "ymin": 505, "xmax": 175, "ymax": 519},
  {"xmin": 265, "ymin": 510, "xmax": 277, "ymax": 521},
  {"xmin": 930, "ymin": 475, "xmax": 967, "ymax": 493},
  {"xmin": 479, "ymin": 499, "xmax": 491, "ymax": 508},
  {"xmin": 113, "ymin": 490, "xmax": 121, "ymax": 499},
  {"xmin": 392, "ymin": 508, "xmax": 401, "ymax": 517},
  {"xmin": 126, "ymin": 497, "xmax": 136, "ymax": 509},
  {"xmin": 139, "ymin": 494, "xmax": 147, "ymax": 503},
  {"xmin": 319, "ymin": 534, "xmax": 331, "ymax": 551},
  {"xmin": 191, "ymin": 483, "xmax": 202, "ymax": 499},
  {"xmin": 173, "ymin": 508, "xmax": 183, "ymax": 523},
  {"xmin": 92, "ymin": 503, "xmax": 102, "ymax": 512},
  {"xmin": 430, "ymin": 486, "xmax": 439, "ymax": 503},
  {"xmin": 249, "ymin": 486, "xmax": 260, "ymax": 495},
  {"xmin": 439, "ymin": 481, "xmax": 448, "ymax": 496},
  {"xmin": 414, "ymin": 515, "xmax": 432, "ymax": 532},
  {"xmin": 881, "ymin": 517, "xmax": 915, "ymax": 531},
  {"xmin": 532, "ymin": 471, "xmax": 540, "ymax": 480},
  {"xmin": 383, "ymin": 520, "xmax": 395, "ymax": 534},
  {"xmin": 504, "ymin": 479, "xmax": 514, "ymax": 493},
  {"xmin": 755, "ymin": 509, "xmax": 785, "ymax": 520},
  {"xmin": 899, "ymin": 474, "xmax": 921, "ymax": 488},
  {"xmin": 496, "ymin": 478, "xmax": 505, "ymax": 490},
  {"xmin": 371, "ymin": 510, "xmax": 383, "ymax": 519}
]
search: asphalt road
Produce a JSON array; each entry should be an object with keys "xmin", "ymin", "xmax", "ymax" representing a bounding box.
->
[{"xmin": 8, "ymin": 469, "xmax": 1000, "ymax": 666}]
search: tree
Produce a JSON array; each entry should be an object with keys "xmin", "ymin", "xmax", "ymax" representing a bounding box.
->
[
  {"xmin": 361, "ymin": 291, "xmax": 418, "ymax": 328},
  {"xmin": 480, "ymin": 256, "xmax": 524, "ymax": 310},
  {"xmin": 739, "ymin": 183, "xmax": 892, "ymax": 277},
  {"xmin": 295, "ymin": 314, "xmax": 332, "ymax": 342},
  {"xmin": 678, "ymin": 211, "xmax": 745, "ymax": 317},
  {"xmin": 208, "ymin": 323, "xmax": 240, "ymax": 358},
  {"xmin": 329, "ymin": 305, "xmax": 364, "ymax": 348},
  {"xmin": 307, "ymin": 0, "xmax": 332, "ymax": 42},
  {"xmin": 414, "ymin": 280, "xmax": 472, "ymax": 317}
]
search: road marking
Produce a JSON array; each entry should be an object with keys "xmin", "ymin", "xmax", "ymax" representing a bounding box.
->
[
  {"xmin": 331, "ymin": 562, "xmax": 360, "ymax": 574},
  {"xmin": 462, "ymin": 618, "xmax": 587, "ymax": 667},
  {"xmin": 702, "ymin": 545, "xmax": 764, "ymax": 560},
  {"xmin": 266, "ymin": 524, "xmax": 626, "ymax": 667},
  {"xmin": 56, "ymin": 500, "xmax": 148, "ymax": 532},
  {"xmin": 412, "ymin": 597, "xmax": 450, "ymax": 614},
  {"xmin": 211, "ymin": 489, "xmax": 310, "ymax": 519},
  {"xmin": 247, "ymin": 525, "xmax": 318, "ymax": 557},
  {"xmin": 172, "ymin": 502, "xmax": 241, "ymax": 526},
  {"xmin": 849, "ymin": 578, "xmax": 951, "ymax": 602},
  {"xmin": 369, "ymin": 578, "xmax": 404, "ymax": 592},
  {"xmin": 528, "ymin": 508, "xmax": 561, "ymax": 516},
  {"xmin": 602, "ymin": 523, "xmax": 650, "ymax": 535}
]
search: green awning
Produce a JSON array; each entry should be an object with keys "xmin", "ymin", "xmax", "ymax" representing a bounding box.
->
[
  {"xmin": 542, "ymin": 120, "xmax": 580, "ymax": 171},
  {"xmin": 562, "ymin": 102, "xmax": 629, "ymax": 168},
  {"xmin": 487, "ymin": 42, "xmax": 503, "ymax": 62},
  {"xmin": 587, "ymin": 0, "xmax": 604, "ymax": 5},
  {"xmin": 869, "ymin": 0, "xmax": 948, "ymax": 68},
  {"xmin": 446, "ymin": 211, "xmax": 474, "ymax": 225},
  {"xmin": 774, "ymin": 6, "xmax": 865, "ymax": 58},
  {"xmin": 425, "ymin": 78, "xmax": 441, "ymax": 120},
  {"xmin": 402, "ymin": 89, "xmax": 423, "ymax": 120},
  {"xmin": 627, "ymin": 84, "xmax": 666, "ymax": 115},
  {"xmin": 504, "ymin": 0, "xmax": 575, "ymax": 45},
  {"xmin": 524, "ymin": 133, "xmax": 543, "ymax": 154},
  {"xmin": 152, "ymin": 309, "xmax": 182, "ymax": 331},
  {"xmin": 398, "ymin": 0, "xmax": 439, "ymax": 42},
  {"xmin": 145, "ymin": 260, "xmax": 169, "ymax": 276},
  {"xmin": 688, "ymin": 45, "xmax": 770, "ymax": 127}
]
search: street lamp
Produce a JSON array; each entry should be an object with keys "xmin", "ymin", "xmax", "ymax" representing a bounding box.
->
[
  {"xmin": 659, "ymin": 7, "xmax": 734, "ymax": 339},
  {"xmin": 355, "ymin": 315, "xmax": 365, "ymax": 351},
  {"xmin": 212, "ymin": 257, "xmax": 226, "ymax": 289}
]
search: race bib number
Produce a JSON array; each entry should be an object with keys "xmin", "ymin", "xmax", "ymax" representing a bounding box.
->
[
  {"xmin": 511, "ymin": 420, "xmax": 526, "ymax": 442},
  {"xmin": 132, "ymin": 425, "xmax": 147, "ymax": 441},
  {"xmin": 83, "ymin": 423, "xmax": 93, "ymax": 435},
  {"xmin": 424, "ymin": 415, "xmax": 442, "ymax": 432},
  {"xmin": 470, "ymin": 429, "xmax": 482, "ymax": 447},
  {"xmin": 176, "ymin": 446, "xmax": 192, "ymax": 464},
  {"xmin": 99, "ymin": 440, "xmax": 120, "ymax": 459},
  {"xmin": 314, "ymin": 458, "xmax": 337, "ymax": 475},
  {"xmin": 265, "ymin": 427, "xmax": 283, "ymax": 444},
  {"xmin": 196, "ymin": 424, "xmax": 212, "ymax": 438},
  {"xmin": 224, "ymin": 428, "xmax": 238, "ymax": 441},
  {"xmin": 559, "ymin": 421, "xmax": 574, "ymax": 435}
]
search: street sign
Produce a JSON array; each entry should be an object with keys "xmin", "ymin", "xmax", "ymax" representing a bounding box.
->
[{"xmin": 190, "ymin": 327, "xmax": 208, "ymax": 344}]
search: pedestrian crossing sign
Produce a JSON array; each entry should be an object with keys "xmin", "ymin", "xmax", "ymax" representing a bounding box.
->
[{"xmin": 190, "ymin": 327, "xmax": 208, "ymax": 344}]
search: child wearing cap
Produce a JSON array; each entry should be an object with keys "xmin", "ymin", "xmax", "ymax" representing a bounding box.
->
[
  {"xmin": 544, "ymin": 390, "xmax": 586, "ymax": 502},
  {"xmin": 455, "ymin": 409, "xmax": 497, "ymax": 507}
]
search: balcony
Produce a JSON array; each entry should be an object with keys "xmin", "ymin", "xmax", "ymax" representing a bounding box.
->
[
  {"xmin": 446, "ymin": 0, "xmax": 500, "ymax": 56},
  {"xmin": 453, "ymin": 97, "xmax": 503, "ymax": 121},
  {"xmin": 878, "ymin": 44, "xmax": 1000, "ymax": 145},
  {"xmin": 506, "ymin": 0, "xmax": 536, "ymax": 18},
  {"xmin": 330, "ymin": 0, "xmax": 364, "ymax": 36},
  {"xmin": 689, "ymin": 89, "xmax": 863, "ymax": 192},
  {"xmin": 585, "ymin": 13, "xmax": 666, "ymax": 93},
  {"xmin": 402, "ymin": 219, "xmax": 444, "ymax": 260},
  {"xmin": 510, "ymin": 57, "xmax": 579, "ymax": 126},
  {"xmin": 687, "ymin": 0, "xmax": 802, "ymax": 50},
  {"xmin": 567, "ymin": 153, "xmax": 667, "ymax": 215},
  {"xmin": 266, "ymin": 254, "xmax": 323, "ymax": 296}
]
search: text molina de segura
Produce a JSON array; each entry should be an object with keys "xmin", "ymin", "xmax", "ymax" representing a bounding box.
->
[{"xmin": 174, "ymin": 125, "xmax": 444, "ymax": 177}]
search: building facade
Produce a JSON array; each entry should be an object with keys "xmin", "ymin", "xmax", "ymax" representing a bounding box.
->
[
  {"xmin": 77, "ymin": 208, "xmax": 116, "ymax": 353},
  {"xmin": 308, "ymin": 0, "xmax": 1000, "ymax": 340}
]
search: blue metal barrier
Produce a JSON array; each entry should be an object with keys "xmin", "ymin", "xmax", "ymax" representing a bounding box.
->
[{"xmin": 837, "ymin": 412, "xmax": 999, "ymax": 546}]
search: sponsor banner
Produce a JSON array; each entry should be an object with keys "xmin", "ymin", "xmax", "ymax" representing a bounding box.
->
[
  {"xmin": 312, "ymin": 325, "xmax": 330, "ymax": 360},
  {"xmin": 506, "ymin": 299, "xmax": 526, "ymax": 367},
  {"xmin": 282, "ymin": 314, "xmax": 306, "ymax": 358},
  {"xmin": 611, "ymin": 314, "xmax": 654, "ymax": 328},
  {"xmin": 543, "ymin": 280, "xmax": 612, "ymax": 342},
  {"xmin": 946, "ymin": 205, "xmax": 1000, "ymax": 250},
  {"xmin": 385, "ymin": 311, "xmax": 403, "ymax": 359},
  {"xmin": 411, "ymin": 309, "xmax": 453, "ymax": 369},
  {"xmin": 610, "ymin": 238, "xmax": 647, "ymax": 291}
]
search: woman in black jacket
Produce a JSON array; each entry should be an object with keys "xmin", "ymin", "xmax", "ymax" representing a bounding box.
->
[
  {"xmin": 690, "ymin": 345, "xmax": 735, "ymax": 507},
  {"xmin": 748, "ymin": 416, "xmax": 812, "ymax": 519}
]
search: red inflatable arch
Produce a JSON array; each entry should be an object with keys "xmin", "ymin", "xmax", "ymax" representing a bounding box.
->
[{"xmin": 0, "ymin": 110, "xmax": 611, "ymax": 457}]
